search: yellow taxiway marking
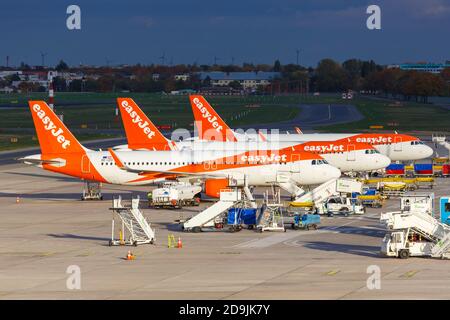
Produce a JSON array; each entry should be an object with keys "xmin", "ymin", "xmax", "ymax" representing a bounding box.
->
[
  {"xmin": 326, "ymin": 269, "xmax": 340, "ymax": 276},
  {"xmin": 38, "ymin": 252, "xmax": 55, "ymax": 257},
  {"xmin": 401, "ymin": 270, "xmax": 419, "ymax": 278}
]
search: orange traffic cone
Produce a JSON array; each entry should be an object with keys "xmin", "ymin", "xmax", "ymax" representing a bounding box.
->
[
  {"xmin": 177, "ymin": 237, "xmax": 183, "ymax": 249},
  {"xmin": 16, "ymin": 196, "xmax": 20, "ymax": 204},
  {"xmin": 126, "ymin": 250, "xmax": 134, "ymax": 260}
]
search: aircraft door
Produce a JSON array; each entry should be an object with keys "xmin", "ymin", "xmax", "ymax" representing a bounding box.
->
[
  {"xmin": 347, "ymin": 144, "xmax": 356, "ymax": 161},
  {"xmin": 394, "ymin": 137, "xmax": 402, "ymax": 151},
  {"xmin": 290, "ymin": 154, "xmax": 301, "ymax": 172},
  {"xmin": 81, "ymin": 155, "xmax": 90, "ymax": 173}
]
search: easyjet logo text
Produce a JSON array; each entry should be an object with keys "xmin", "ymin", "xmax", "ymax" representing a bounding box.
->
[
  {"xmin": 192, "ymin": 97, "xmax": 223, "ymax": 133},
  {"xmin": 121, "ymin": 100, "xmax": 156, "ymax": 140},
  {"xmin": 303, "ymin": 144, "xmax": 345, "ymax": 153},
  {"xmin": 240, "ymin": 154, "xmax": 287, "ymax": 163},
  {"xmin": 356, "ymin": 136, "xmax": 392, "ymax": 144},
  {"xmin": 32, "ymin": 104, "xmax": 71, "ymax": 149}
]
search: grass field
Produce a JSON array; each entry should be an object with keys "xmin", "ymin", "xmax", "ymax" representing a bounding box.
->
[
  {"xmin": 1, "ymin": 92, "xmax": 449, "ymax": 151},
  {"xmin": 0, "ymin": 93, "xmax": 301, "ymax": 150}
]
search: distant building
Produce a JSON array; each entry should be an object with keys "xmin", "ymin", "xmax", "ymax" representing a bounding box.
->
[
  {"xmin": 152, "ymin": 73, "xmax": 160, "ymax": 81},
  {"xmin": 0, "ymin": 70, "xmax": 22, "ymax": 79},
  {"xmin": 394, "ymin": 63, "xmax": 450, "ymax": 74},
  {"xmin": 0, "ymin": 87, "xmax": 14, "ymax": 93},
  {"xmin": 196, "ymin": 71, "xmax": 281, "ymax": 89},
  {"xmin": 174, "ymin": 74, "xmax": 190, "ymax": 81},
  {"xmin": 170, "ymin": 89, "xmax": 196, "ymax": 95}
]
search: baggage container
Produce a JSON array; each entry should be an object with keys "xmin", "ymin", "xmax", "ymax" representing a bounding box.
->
[
  {"xmin": 414, "ymin": 164, "xmax": 433, "ymax": 176},
  {"xmin": 385, "ymin": 163, "xmax": 405, "ymax": 176},
  {"xmin": 442, "ymin": 164, "xmax": 450, "ymax": 177},
  {"xmin": 227, "ymin": 208, "xmax": 257, "ymax": 226}
]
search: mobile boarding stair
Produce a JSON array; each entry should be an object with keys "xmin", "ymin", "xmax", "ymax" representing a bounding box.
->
[
  {"xmin": 289, "ymin": 178, "xmax": 339, "ymax": 212},
  {"xmin": 182, "ymin": 186, "xmax": 256, "ymax": 233},
  {"xmin": 380, "ymin": 210, "xmax": 450, "ymax": 259},
  {"xmin": 109, "ymin": 195, "xmax": 155, "ymax": 246},
  {"xmin": 432, "ymin": 134, "xmax": 450, "ymax": 158},
  {"xmin": 256, "ymin": 188, "xmax": 286, "ymax": 232}
]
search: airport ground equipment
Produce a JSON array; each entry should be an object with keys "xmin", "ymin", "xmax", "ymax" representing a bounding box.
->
[
  {"xmin": 291, "ymin": 214, "xmax": 320, "ymax": 230},
  {"xmin": 257, "ymin": 189, "xmax": 286, "ymax": 232},
  {"xmin": 380, "ymin": 210, "xmax": 450, "ymax": 259},
  {"xmin": 440, "ymin": 197, "xmax": 450, "ymax": 225},
  {"xmin": 414, "ymin": 164, "xmax": 433, "ymax": 176},
  {"xmin": 182, "ymin": 187, "xmax": 254, "ymax": 232},
  {"xmin": 148, "ymin": 182, "xmax": 201, "ymax": 209},
  {"xmin": 415, "ymin": 177, "xmax": 435, "ymax": 189},
  {"xmin": 81, "ymin": 181, "xmax": 103, "ymax": 200},
  {"xmin": 385, "ymin": 163, "xmax": 405, "ymax": 176},
  {"xmin": 109, "ymin": 195, "xmax": 155, "ymax": 246},
  {"xmin": 432, "ymin": 134, "xmax": 450, "ymax": 159},
  {"xmin": 400, "ymin": 193, "xmax": 434, "ymax": 214},
  {"xmin": 442, "ymin": 164, "xmax": 450, "ymax": 177},
  {"xmin": 289, "ymin": 178, "xmax": 362, "ymax": 212},
  {"xmin": 227, "ymin": 207, "xmax": 257, "ymax": 231},
  {"xmin": 358, "ymin": 194, "xmax": 384, "ymax": 208},
  {"xmin": 378, "ymin": 181, "xmax": 407, "ymax": 198},
  {"xmin": 324, "ymin": 195, "xmax": 365, "ymax": 216}
]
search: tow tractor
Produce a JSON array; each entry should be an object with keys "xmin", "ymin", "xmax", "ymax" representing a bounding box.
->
[{"xmin": 291, "ymin": 214, "xmax": 321, "ymax": 230}]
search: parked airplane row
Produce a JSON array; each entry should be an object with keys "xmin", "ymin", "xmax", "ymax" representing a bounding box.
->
[{"xmin": 19, "ymin": 95, "xmax": 433, "ymax": 199}]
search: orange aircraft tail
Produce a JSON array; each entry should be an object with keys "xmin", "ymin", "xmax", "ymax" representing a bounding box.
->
[
  {"xmin": 189, "ymin": 95, "xmax": 237, "ymax": 142},
  {"xmin": 28, "ymin": 101, "xmax": 85, "ymax": 155},
  {"xmin": 117, "ymin": 98, "xmax": 174, "ymax": 150},
  {"xmin": 27, "ymin": 101, "xmax": 106, "ymax": 182}
]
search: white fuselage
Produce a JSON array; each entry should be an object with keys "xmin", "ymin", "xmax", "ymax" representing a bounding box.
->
[
  {"xmin": 114, "ymin": 140, "xmax": 390, "ymax": 172},
  {"xmin": 204, "ymin": 132, "xmax": 434, "ymax": 161},
  {"xmin": 112, "ymin": 149, "xmax": 342, "ymax": 186}
]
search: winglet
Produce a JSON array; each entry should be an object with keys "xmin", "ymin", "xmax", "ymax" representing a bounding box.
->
[
  {"xmin": 117, "ymin": 98, "xmax": 175, "ymax": 150},
  {"xmin": 108, "ymin": 148, "xmax": 124, "ymax": 169},
  {"xmin": 189, "ymin": 95, "xmax": 237, "ymax": 142}
]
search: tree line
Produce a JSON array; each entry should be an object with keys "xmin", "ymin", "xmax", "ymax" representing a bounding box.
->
[{"xmin": 2, "ymin": 58, "xmax": 449, "ymax": 101}]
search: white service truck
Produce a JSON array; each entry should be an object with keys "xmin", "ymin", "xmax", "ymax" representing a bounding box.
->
[
  {"xmin": 148, "ymin": 183, "xmax": 202, "ymax": 209},
  {"xmin": 321, "ymin": 196, "xmax": 365, "ymax": 216}
]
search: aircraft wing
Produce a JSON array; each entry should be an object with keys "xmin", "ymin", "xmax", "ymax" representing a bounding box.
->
[{"xmin": 122, "ymin": 167, "xmax": 228, "ymax": 179}]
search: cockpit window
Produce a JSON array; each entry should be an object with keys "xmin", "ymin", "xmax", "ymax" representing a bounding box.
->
[
  {"xmin": 365, "ymin": 149, "xmax": 379, "ymax": 154},
  {"xmin": 312, "ymin": 159, "xmax": 327, "ymax": 165},
  {"xmin": 411, "ymin": 141, "xmax": 425, "ymax": 145}
]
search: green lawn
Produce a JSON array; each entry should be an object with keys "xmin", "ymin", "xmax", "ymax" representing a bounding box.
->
[
  {"xmin": 0, "ymin": 93, "xmax": 301, "ymax": 130},
  {"xmin": 0, "ymin": 93, "xmax": 301, "ymax": 150},
  {"xmin": 1, "ymin": 92, "xmax": 449, "ymax": 151}
]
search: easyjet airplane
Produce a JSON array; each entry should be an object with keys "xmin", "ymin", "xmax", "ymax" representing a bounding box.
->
[
  {"xmin": 19, "ymin": 101, "xmax": 341, "ymax": 198},
  {"xmin": 114, "ymin": 97, "xmax": 390, "ymax": 173},
  {"xmin": 189, "ymin": 95, "xmax": 434, "ymax": 161}
]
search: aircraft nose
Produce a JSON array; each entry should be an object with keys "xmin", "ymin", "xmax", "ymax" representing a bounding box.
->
[
  {"xmin": 377, "ymin": 154, "xmax": 391, "ymax": 169},
  {"xmin": 422, "ymin": 145, "xmax": 434, "ymax": 158},
  {"xmin": 328, "ymin": 165, "xmax": 341, "ymax": 179}
]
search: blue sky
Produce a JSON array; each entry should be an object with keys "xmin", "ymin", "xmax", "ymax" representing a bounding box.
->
[{"xmin": 1, "ymin": 0, "xmax": 449, "ymax": 67}]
